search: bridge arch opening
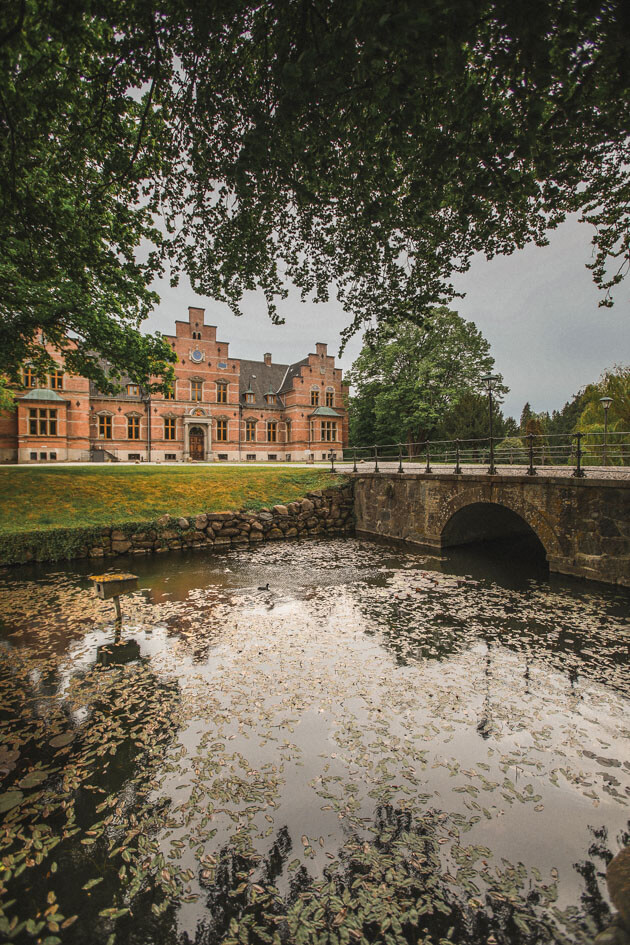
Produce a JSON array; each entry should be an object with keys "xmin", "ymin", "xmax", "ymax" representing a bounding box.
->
[{"xmin": 441, "ymin": 502, "xmax": 548, "ymax": 567}]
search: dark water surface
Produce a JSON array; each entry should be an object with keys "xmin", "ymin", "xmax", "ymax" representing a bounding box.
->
[{"xmin": 0, "ymin": 537, "xmax": 628, "ymax": 945}]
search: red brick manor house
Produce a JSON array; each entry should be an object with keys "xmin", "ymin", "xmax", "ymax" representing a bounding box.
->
[{"xmin": 0, "ymin": 307, "xmax": 349, "ymax": 464}]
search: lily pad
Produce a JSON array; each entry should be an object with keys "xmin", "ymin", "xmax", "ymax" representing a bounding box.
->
[
  {"xmin": 0, "ymin": 789, "xmax": 23, "ymax": 812},
  {"xmin": 50, "ymin": 732, "xmax": 75, "ymax": 749},
  {"xmin": 19, "ymin": 769, "xmax": 48, "ymax": 789}
]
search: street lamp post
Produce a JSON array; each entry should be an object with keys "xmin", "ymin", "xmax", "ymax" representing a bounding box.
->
[
  {"xmin": 600, "ymin": 396, "xmax": 613, "ymax": 466},
  {"xmin": 481, "ymin": 373, "xmax": 500, "ymax": 475}
]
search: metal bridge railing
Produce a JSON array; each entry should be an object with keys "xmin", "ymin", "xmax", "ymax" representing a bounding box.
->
[{"xmin": 331, "ymin": 430, "xmax": 630, "ymax": 477}]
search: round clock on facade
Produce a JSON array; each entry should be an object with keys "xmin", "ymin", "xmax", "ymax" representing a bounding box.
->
[{"xmin": 191, "ymin": 349, "xmax": 203, "ymax": 363}]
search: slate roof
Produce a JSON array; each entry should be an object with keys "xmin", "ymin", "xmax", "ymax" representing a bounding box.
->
[
  {"xmin": 18, "ymin": 388, "xmax": 66, "ymax": 402},
  {"xmin": 278, "ymin": 357, "xmax": 310, "ymax": 394},
  {"xmin": 88, "ymin": 362, "xmax": 144, "ymax": 401},
  {"xmin": 239, "ymin": 358, "xmax": 309, "ymax": 406}
]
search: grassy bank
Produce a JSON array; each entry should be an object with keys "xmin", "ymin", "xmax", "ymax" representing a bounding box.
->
[{"xmin": 0, "ymin": 466, "xmax": 346, "ymax": 537}]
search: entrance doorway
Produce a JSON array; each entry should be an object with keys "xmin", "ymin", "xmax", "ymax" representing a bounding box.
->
[{"xmin": 189, "ymin": 426, "xmax": 205, "ymax": 461}]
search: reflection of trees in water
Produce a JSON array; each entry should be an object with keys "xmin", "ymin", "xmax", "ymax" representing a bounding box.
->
[
  {"xmin": 0, "ymin": 643, "xmax": 182, "ymax": 945},
  {"xmin": 573, "ymin": 822, "xmax": 630, "ymax": 933},
  {"xmin": 183, "ymin": 805, "xmax": 622, "ymax": 945},
  {"xmin": 356, "ymin": 575, "xmax": 628, "ymax": 695}
]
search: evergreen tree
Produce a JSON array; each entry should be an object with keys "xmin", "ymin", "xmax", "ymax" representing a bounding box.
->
[{"xmin": 519, "ymin": 403, "xmax": 533, "ymax": 434}]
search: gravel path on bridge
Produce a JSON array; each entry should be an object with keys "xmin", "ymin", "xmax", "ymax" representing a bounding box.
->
[{"xmin": 339, "ymin": 462, "xmax": 630, "ymax": 480}]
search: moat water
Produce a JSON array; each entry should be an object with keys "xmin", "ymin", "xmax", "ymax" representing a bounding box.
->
[{"xmin": 0, "ymin": 537, "xmax": 628, "ymax": 945}]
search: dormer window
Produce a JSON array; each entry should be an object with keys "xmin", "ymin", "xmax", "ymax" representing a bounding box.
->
[
  {"xmin": 265, "ymin": 393, "xmax": 276, "ymax": 405},
  {"xmin": 245, "ymin": 392, "xmax": 255, "ymax": 404},
  {"xmin": 127, "ymin": 384, "xmax": 139, "ymax": 396}
]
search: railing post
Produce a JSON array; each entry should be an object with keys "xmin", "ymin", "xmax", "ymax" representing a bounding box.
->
[
  {"xmin": 454, "ymin": 438, "xmax": 461, "ymax": 475},
  {"xmin": 572, "ymin": 432, "xmax": 586, "ymax": 478},
  {"xmin": 398, "ymin": 443, "xmax": 404, "ymax": 474},
  {"xmin": 425, "ymin": 441, "xmax": 432, "ymax": 474},
  {"xmin": 526, "ymin": 433, "xmax": 537, "ymax": 476},
  {"xmin": 374, "ymin": 445, "xmax": 379, "ymax": 473},
  {"xmin": 352, "ymin": 449, "xmax": 358, "ymax": 473},
  {"xmin": 487, "ymin": 433, "xmax": 496, "ymax": 475}
]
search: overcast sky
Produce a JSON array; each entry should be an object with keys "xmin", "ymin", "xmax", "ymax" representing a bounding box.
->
[{"xmin": 144, "ymin": 214, "xmax": 627, "ymax": 422}]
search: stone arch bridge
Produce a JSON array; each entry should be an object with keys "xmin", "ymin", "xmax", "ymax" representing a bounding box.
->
[{"xmin": 352, "ymin": 472, "xmax": 630, "ymax": 587}]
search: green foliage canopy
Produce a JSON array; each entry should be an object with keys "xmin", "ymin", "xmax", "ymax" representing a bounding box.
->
[
  {"xmin": 347, "ymin": 307, "xmax": 506, "ymax": 445},
  {"xmin": 1, "ymin": 0, "xmax": 628, "ymax": 385},
  {"xmin": 577, "ymin": 365, "xmax": 630, "ymax": 431}
]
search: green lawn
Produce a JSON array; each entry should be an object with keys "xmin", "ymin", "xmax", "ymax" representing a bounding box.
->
[{"xmin": 0, "ymin": 466, "xmax": 347, "ymax": 536}]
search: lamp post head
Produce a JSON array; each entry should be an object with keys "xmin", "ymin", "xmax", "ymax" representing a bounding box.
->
[
  {"xmin": 599, "ymin": 396, "xmax": 613, "ymax": 410},
  {"xmin": 481, "ymin": 373, "xmax": 500, "ymax": 390}
]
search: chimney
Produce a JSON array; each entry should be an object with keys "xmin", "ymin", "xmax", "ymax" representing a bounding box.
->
[
  {"xmin": 264, "ymin": 353, "xmax": 272, "ymax": 366},
  {"xmin": 315, "ymin": 342, "xmax": 327, "ymax": 357}
]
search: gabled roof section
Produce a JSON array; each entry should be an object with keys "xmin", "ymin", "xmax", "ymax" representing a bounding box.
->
[
  {"xmin": 88, "ymin": 359, "xmax": 143, "ymax": 400},
  {"xmin": 239, "ymin": 359, "xmax": 291, "ymax": 406},
  {"xmin": 18, "ymin": 388, "xmax": 66, "ymax": 402},
  {"xmin": 278, "ymin": 357, "xmax": 310, "ymax": 394}
]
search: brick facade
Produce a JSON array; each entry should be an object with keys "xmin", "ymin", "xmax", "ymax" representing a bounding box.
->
[{"xmin": 0, "ymin": 306, "xmax": 349, "ymax": 463}]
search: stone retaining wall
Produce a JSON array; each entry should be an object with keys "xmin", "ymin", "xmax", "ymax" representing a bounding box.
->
[{"xmin": 20, "ymin": 483, "xmax": 355, "ymax": 565}]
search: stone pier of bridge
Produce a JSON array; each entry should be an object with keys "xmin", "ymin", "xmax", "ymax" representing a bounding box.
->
[{"xmin": 352, "ymin": 472, "xmax": 630, "ymax": 587}]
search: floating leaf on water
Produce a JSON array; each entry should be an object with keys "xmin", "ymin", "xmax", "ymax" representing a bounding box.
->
[
  {"xmin": 19, "ymin": 769, "xmax": 48, "ymax": 789},
  {"xmin": 0, "ymin": 789, "xmax": 23, "ymax": 812},
  {"xmin": 82, "ymin": 878, "xmax": 104, "ymax": 891},
  {"xmin": 50, "ymin": 733, "xmax": 75, "ymax": 748}
]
